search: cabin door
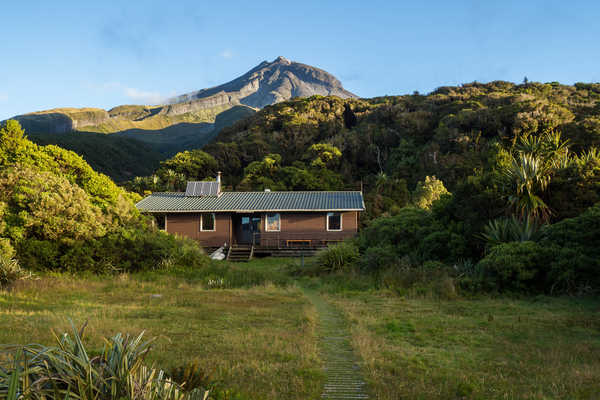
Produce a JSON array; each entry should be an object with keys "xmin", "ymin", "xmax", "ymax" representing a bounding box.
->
[{"xmin": 235, "ymin": 214, "xmax": 261, "ymax": 245}]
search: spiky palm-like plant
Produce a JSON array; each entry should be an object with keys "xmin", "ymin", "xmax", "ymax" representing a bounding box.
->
[
  {"xmin": 479, "ymin": 216, "xmax": 542, "ymax": 248},
  {"xmin": 502, "ymin": 153, "xmax": 552, "ymax": 222},
  {"xmin": 0, "ymin": 322, "xmax": 210, "ymax": 400}
]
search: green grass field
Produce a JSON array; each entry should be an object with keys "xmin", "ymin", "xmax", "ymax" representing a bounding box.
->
[
  {"xmin": 1, "ymin": 258, "xmax": 599, "ymax": 399},
  {"xmin": 329, "ymin": 292, "xmax": 600, "ymax": 399},
  {"xmin": 0, "ymin": 269, "xmax": 323, "ymax": 399}
]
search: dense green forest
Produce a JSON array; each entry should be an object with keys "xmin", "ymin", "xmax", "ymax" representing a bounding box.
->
[{"xmin": 129, "ymin": 81, "xmax": 600, "ymax": 294}]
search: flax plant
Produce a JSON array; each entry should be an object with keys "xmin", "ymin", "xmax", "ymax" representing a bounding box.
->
[{"xmin": 0, "ymin": 322, "xmax": 209, "ymax": 400}]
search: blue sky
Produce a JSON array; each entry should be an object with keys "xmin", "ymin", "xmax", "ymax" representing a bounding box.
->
[{"xmin": 1, "ymin": 0, "xmax": 600, "ymax": 120}]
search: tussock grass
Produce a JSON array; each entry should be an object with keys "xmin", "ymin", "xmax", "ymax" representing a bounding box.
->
[
  {"xmin": 329, "ymin": 292, "xmax": 600, "ymax": 399},
  {"xmin": 0, "ymin": 272, "xmax": 323, "ymax": 399}
]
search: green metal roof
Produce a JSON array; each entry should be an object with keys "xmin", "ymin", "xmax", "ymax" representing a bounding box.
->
[{"xmin": 136, "ymin": 191, "xmax": 365, "ymax": 212}]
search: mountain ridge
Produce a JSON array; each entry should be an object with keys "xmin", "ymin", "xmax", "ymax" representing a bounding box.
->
[{"xmin": 9, "ymin": 57, "xmax": 356, "ymax": 145}]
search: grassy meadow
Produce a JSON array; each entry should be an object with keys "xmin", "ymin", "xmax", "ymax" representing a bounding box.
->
[
  {"xmin": 1, "ymin": 257, "xmax": 599, "ymax": 399},
  {"xmin": 329, "ymin": 292, "xmax": 600, "ymax": 399},
  {"xmin": 0, "ymin": 267, "xmax": 323, "ymax": 400}
]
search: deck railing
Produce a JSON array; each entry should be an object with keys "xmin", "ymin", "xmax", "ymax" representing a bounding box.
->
[{"xmin": 251, "ymin": 231, "xmax": 350, "ymax": 248}]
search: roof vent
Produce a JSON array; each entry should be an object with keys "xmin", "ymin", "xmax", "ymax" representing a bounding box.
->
[{"xmin": 264, "ymin": 188, "xmax": 271, "ymax": 192}]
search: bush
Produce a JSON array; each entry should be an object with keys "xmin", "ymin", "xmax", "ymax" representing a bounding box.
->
[
  {"xmin": 316, "ymin": 242, "xmax": 359, "ymax": 273},
  {"xmin": 541, "ymin": 204, "xmax": 600, "ymax": 258},
  {"xmin": 420, "ymin": 231, "xmax": 467, "ymax": 262},
  {"xmin": 16, "ymin": 229, "xmax": 210, "ymax": 273},
  {"xmin": 479, "ymin": 216, "xmax": 543, "ymax": 248},
  {"xmin": 476, "ymin": 241, "xmax": 556, "ymax": 293},
  {"xmin": 0, "ymin": 254, "xmax": 29, "ymax": 290},
  {"xmin": 539, "ymin": 204, "xmax": 600, "ymax": 293},
  {"xmin": 358, "ymin": 208, "xmax": 433, "ymax": 257},
  {"xmin": 357, "ymin": 207, "xmax": 468, "ymax": 267},
  {"xmin": 359, "ymin": 245, "xmax": 398, "ymax": 272},
  {"xmin": 0, "ymin": 323, "xmax": 210, "ymax": 400},
  {"xmin": 0, "ymin": 238, "xmax": 15, "ymax": 258}
]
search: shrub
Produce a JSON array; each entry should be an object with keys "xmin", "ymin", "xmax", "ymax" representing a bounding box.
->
[
  {"xmin": 0, "ymin": 238, "xmax": 15, "ymax": 258},
  {"xmin": 541, "ymin": 204, "xmax": 600, "ymax": 258},
  {"xmin": 357, "ymin": 207, "xmax": 468, "ymax": 267},
  {"xmin": 16, "ymin": 229, "xmax": 210, "ymax": 274},
  {"xmin": 479, "ymin": 216, "xmax": 543, "ymax": 248},
  {"xmin": 539, "ymin": 204, "xmax": 600, "ymax": 293},
  {"xmin": 316, "ymin": 242, "xmax": 359, "ymax": 273},
  {"xmin": 0, "ymin": 166, "xmax": 109, "ymax": 243},
  {"xmin": 420, "ymin": 230, "xmax": 467, "ymax": 262},
  {"xmin": 359, "ymin": 245, "xmax": 398, "ymax": 272},
  {"xmin": 358, "ymin": 207, "xmax": 433, "ymax": 255},
  {"xmin": 476, "ymin": 241, "xmax": 556, "ymax": 292},
  {"xmin": 0, "ymin": 323, "xmax": 211, "ymax": 400},
  {"xmin": 0, "ymin": 254, "xmax": 30, "ymax": 290}
]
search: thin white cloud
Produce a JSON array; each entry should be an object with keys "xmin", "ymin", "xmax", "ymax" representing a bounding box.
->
[
  {"xmin": 0, "ymin": 93, "xmax": 8, "ymax": 102},
  {"xmin": 84, "ymin": 81, "xmax": 169, "ymax": 105},
  {"xmin": 124, "ymin": 87, "xmax": 165, "ymax": 105},
  {"xmin": 219, "ymin": 49, "xmax": 234, "ymax": 59}
]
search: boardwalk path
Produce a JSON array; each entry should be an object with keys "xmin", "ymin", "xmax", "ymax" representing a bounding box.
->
[{"xmin": 302, "ymin": 289, "xmax": 370, "ymax": 400}]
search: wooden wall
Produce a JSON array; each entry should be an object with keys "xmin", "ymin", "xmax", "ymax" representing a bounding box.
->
[
  {"xmin": 166, "ymin": 213, "xmax": 231, "ymax": 247},
  {"xmin": 265, "ymin": 212, "xmax": 358, "ymax": 233},
  {"xmin": 165, "ymin": 211, "xmax": 359, "ymax": 247}
]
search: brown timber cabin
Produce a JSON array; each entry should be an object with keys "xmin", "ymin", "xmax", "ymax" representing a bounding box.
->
[{"xmin": 135, "ymin": 173, "xmax": 366, "ymax": 260}]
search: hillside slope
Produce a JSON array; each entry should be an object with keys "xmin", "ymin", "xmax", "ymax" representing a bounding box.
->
[{"xmin": 207, "ymin": 81, "xmax": 600, "ymax": 186}]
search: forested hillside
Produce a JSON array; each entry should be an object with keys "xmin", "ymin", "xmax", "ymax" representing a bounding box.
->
[
  {"xmin": 136, "ymin": 81, "xmax": 600, "ymax": 219},
  {"xmin": 207, "ymin": 81, "xmax": 599, "ymax": 190},
  {"xmin": 129, "ymin": 81, "xmax": 600, "ymax": 294},
  {"xmin": 30, "ymin": 132, "xmax": 163, "ymax": 181}
]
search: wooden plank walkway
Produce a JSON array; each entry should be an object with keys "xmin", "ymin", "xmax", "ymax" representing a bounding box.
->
[{"xmin": 302, "ymin": 289, "xmax": 370, "ymax": 400}]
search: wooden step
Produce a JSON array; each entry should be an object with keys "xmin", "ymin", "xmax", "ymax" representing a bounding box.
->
[{"xmin": 227, "ymin": 245, "xmax": 253, "ymax": 262}]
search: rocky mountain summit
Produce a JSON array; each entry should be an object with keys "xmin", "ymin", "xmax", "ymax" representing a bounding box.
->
[{"xmin": 169, "ymin": 56, "xmax": 356, "ymax": 109}]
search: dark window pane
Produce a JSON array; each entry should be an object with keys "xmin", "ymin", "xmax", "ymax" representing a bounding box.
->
[
  {"xmin": 156, "ymin": 215, "xmax": 166, "ymax": 230},
  {"xmin": 201, "ymin": 213, "xmax": 215, "ymax": 231},
  {"xmin": 328, "ymin": 212, "xmax": 341, "ymax": 230}
]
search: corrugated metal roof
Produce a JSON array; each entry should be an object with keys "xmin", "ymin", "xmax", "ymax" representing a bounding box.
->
[{"xmin": 136, "ymin": 191, "xmax": 365, "ymax": 212}]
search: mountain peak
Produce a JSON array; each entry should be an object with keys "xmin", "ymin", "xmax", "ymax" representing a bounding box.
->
[
  {"xmin": 169, "ymin": 57, "xmax": 356, "ymax": 108},
  {"xmin": 273, "ymin": 56, "xmax": 291, "ymax": 64}
]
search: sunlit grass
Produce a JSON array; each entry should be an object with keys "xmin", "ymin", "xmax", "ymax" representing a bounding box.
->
[
  {"xmin": 329, "ymin": 292, "xmax": 600, "ymax": 400},
  {"xmin": 0, "ymin": 272, "xmax": 324, "ymax": 399},
  {"xmin": 2, "ymin": 257, "xmax": 599, "ymax": 399}
]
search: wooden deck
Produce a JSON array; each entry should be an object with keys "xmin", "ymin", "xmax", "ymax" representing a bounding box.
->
[{"xmin": 250, "ymin": 232, "xmax": 347, "ymax": 249}]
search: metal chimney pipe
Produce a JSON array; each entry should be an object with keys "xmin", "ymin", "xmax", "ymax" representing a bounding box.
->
[{"xmin": 216, "ymin": 171, "xmax": 222, "ymax": 195}]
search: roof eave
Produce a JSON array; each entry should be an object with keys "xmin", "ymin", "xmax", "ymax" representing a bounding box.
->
[{"xmin": 137, "ymin": 208, "xmax": 365, "ymax": 213}]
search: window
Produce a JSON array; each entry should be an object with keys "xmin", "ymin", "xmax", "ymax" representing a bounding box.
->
[
  {"xmin": 200, "ymin": 213, "xmax": 216, "ymax": 231},
  {"xmin": 327, "ymin": 212, "xmax": 342, "ymax": 231},
  {"xmin": 155, "ymin": 214, "xmax": 166, "ymax": 231},
  {"xmin": 241, "ymin": 216, "xmax": 250, "ymax": 231},
  {"xmin": 266, "ymin": 213, "xmax": 281, "ymax": 231}
]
